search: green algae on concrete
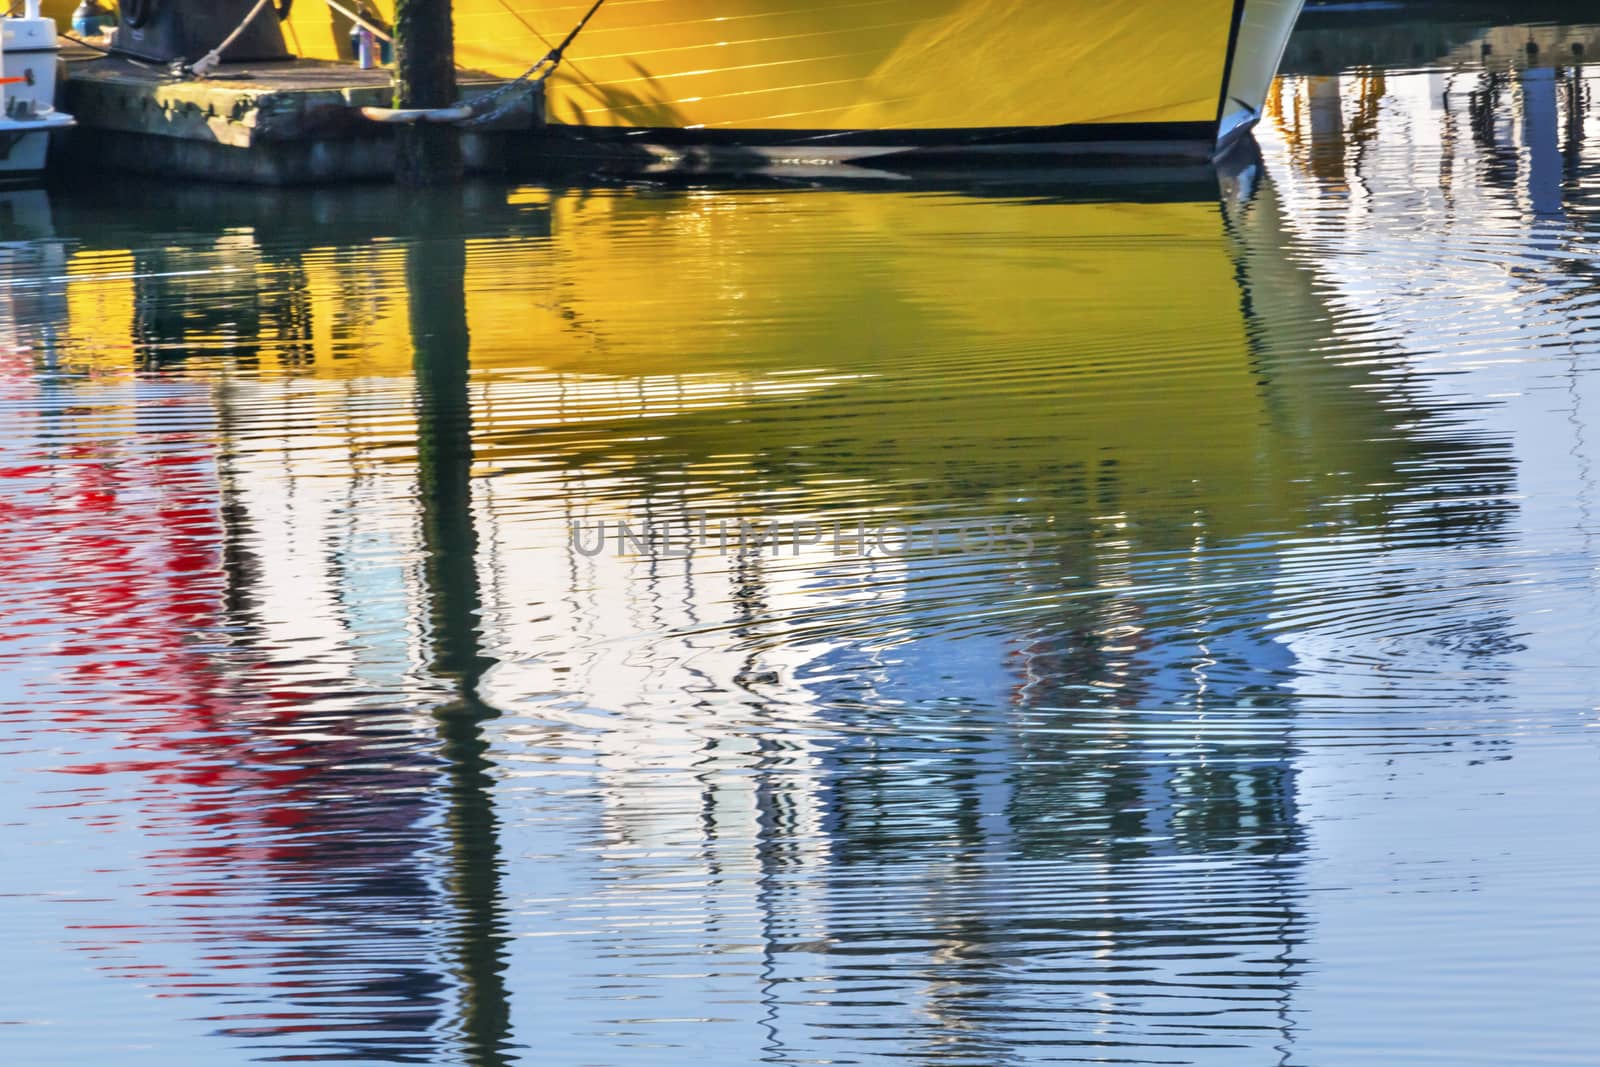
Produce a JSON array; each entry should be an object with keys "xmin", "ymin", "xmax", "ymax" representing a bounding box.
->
[{"xmin": 58, "ymin": 54, "xmax": 540, "ymax": 184}]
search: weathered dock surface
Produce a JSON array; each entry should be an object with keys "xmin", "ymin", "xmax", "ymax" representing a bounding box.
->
[{"xmin": 58, "ymin": 53, "xmax": 541, "ymax": 184}]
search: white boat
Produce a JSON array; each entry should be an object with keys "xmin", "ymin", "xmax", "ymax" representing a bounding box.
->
[{"xmin": 1, "ymin": 0, "xmax": 73, "ymax": 179}]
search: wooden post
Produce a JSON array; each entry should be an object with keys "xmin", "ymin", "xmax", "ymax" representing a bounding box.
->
[{"xmin": 392, "ymin": 0, "xmax": 462, "ymax": 185}]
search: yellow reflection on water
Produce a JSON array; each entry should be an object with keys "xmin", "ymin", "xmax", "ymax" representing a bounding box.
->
[{"xmin": 26, "ymin": 174, "xmax": 1431, "ymax": 564}]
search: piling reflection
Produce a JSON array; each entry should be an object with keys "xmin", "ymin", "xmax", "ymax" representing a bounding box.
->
[
  {"xmin": 0, "ymin": 146, "xmax": 1530, "ymax": 1064},
  {"xmin": 408, "ymin": 203, "xmax": 515, "ymax": 1067},
  {"xmin": 1271, "ymin": 5, "xmax": 1598, "ymax": 201}
]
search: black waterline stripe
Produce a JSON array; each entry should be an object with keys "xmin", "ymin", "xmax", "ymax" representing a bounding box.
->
[{"xmin": 536, "ymin": 121, "xmax": 1219, "ymax": 150}]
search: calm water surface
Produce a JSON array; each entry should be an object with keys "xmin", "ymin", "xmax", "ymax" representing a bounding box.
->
[{"xmin": 5, "ymin": 9, "xmax": 1600, "ymax": 1066}]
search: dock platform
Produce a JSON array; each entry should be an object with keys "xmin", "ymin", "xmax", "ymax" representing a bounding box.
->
[{"xmin": 57, "ymin": 51, "xmax": 542, "ymax": 185}]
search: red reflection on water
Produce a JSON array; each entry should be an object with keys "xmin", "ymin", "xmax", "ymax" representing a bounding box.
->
[{"xmin": 0, "ymin": 368, "xmax": 450, "ymax": 1059}]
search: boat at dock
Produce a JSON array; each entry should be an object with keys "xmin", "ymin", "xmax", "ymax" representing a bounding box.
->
[
  {"xmin": 284, "ymin": 0, "xmax": 1309, "ymax": 164},
  {"xmin": 57, "ymin": 0, "xmax": 1306, "ymax": 168},
  {"xmin": 1, "ymin": 1, "xmax": 73, "ymax": 179}
]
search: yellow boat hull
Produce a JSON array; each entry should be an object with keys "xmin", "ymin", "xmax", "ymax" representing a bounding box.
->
[{"xmin": 275, "ymin": 0, "xmax": 1304, "ymax": 157}]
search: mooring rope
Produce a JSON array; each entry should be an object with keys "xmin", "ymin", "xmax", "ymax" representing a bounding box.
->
[
  {"xmin": 358, "ymin": 0, "xmax": 611, "ymax": 127},
  {"xmin": 450, "ymin": 0, "xmax": 610, "ymax": 126},
  {"xmin": 322, "ymin": 0, "xmax": 393, "ymax": 45},
  {"xmin": 188, "ymin": 0, "xmax": 274, "ymax": 77}
]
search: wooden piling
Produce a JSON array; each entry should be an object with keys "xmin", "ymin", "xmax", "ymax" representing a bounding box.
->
[{"xmin": 392, "ymin": 0, "xmax": 462, "ymax": 185}]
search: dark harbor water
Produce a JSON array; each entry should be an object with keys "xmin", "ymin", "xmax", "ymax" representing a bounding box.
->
[{"xmin": 6, "ymin": 10, "xmax": 1600, "ymax": 1067}]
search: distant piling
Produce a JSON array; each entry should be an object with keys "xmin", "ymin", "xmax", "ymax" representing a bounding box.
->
[{"xmin": 392, "ymin": 0, "xmax": 462, "ymax": 186}]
